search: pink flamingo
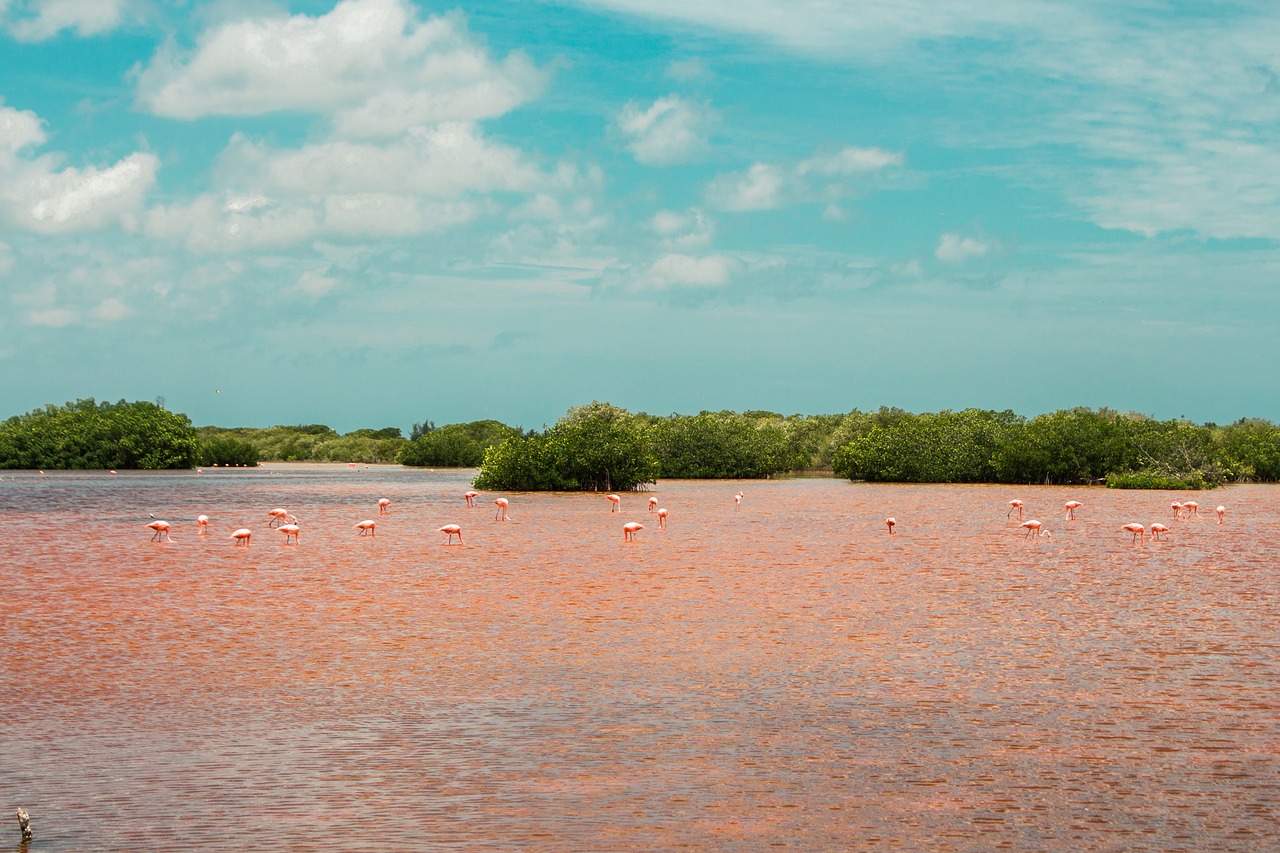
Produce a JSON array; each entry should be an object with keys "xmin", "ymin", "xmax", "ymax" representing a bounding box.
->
[
  {"xmin": 494, "ymin": 498, "xmax": 510, "ymax": 521},
  {"xmin": 1122, "ymin": 523, "xmax": 1146, "ymax": 544},
  {"xmin": 657, "ymin": 507, "xmax": 668, "ymax": 529},
  {"xmin": 1064, "ymin": 500, "xmax": 1082, "ymax": 520},
  {"xmin": 354, "ymin": 519, "xmax": 376, "ymax": 536},
  {"xmin": 623, "ymin": 521, "xmax": 645, "ymax": 542},
  {"xmin": 1020, "ymin": 519, "xmax": 1045, "ymax": 538},
  {"xmin": 1171, "ymin": 501, "xmax": 1182, "ymax": 520},
  {"xmin": 648, "ymin": 496, "xmax": 658, "ymax": 512},
  {"xmin": 267, "ymin": 508, "xmax": 291, "ymax": 528},
  {"xmin": 197, "ymin": 515, "xmax": 209, "ymax": 534},
  {"xmin": 465, "ymin": 491, "xmax": 479, "ymax": 507},
  {"xmin": 147, "ymin": 520, "xmax": 172, "ymax": 542},
  {"xmin": 378, "ymin": 498, "xmax": 391, "ymax": 515},
  {"xmin": 1007, "ymin": 500, "xmax": 1023, "ymax": 519},
  {"xmin": 607, "ymin": 494, "xmax": 621, "ymax": 512},
  {"xmin": 1150, "ymin": 522, "xmax": 1170, "ymax": 541},
  {"xmin": 438, "ymin": 524, "xmax": 464, "ymax": 545},
  {"xmin": 1216, "ymin": 505, "xmax": 1225, "ymax": 524},
  {"xmin": 231, "ymin": 528, "xmax": 252, "ymax": 546},
  {"xmin": 1182, "ymin": 500, "xmax": 1198, "ymax": 517},
  {"xmin": 279, "ymin": 523, "xmax": 300, "ymax": 544},
  {"xmin": 734, "ymin": 492, "xmax": 744, "ymax": 511},
  {"xmin": 885, "ymin": 517, "xmax": 896, "ymax": 534}
]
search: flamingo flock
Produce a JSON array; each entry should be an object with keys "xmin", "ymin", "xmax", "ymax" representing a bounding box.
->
[{"xmin": 137, "ymin": 477, "xmax": 1231, "ymax": 552}]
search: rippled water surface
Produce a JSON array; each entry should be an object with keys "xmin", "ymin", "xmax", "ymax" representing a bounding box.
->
[{"xmin": 2, "ymin": 466, "xmax": 1277, "ymax": 851}]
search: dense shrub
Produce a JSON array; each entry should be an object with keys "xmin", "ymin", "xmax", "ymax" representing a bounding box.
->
[{"xmin": 0, "ymin": 399, "xmax": 199, "ymax": 469}]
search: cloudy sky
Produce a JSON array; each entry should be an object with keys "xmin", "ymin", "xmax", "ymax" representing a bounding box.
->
[{"xmin": 2, "ymin": 0, "xmax": 1277, "ymax": 432}]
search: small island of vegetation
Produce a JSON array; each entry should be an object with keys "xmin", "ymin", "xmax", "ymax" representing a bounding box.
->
[{"xmin": 2, "ymin": 398, "xmax": 1278, "ymax": 491}]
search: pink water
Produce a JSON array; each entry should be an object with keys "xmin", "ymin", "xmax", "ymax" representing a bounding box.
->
[{"xmin": 1, "ymin": 466, "xmax": 1277, "ymax": 851}]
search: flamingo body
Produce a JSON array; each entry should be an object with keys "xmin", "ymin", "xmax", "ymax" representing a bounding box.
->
[
  {"xmin": 197, "ymin": 514, "xmax": 209, "ymax": 534},
  {"xmin": 147, "ymin": 520, "xmax": 172, "ymax": 542},
  {"xmin": 267, "ymin": 508, "xmax": 290, "ymax": 528},
  {"xmin": 1007, "ymin": 500, "xmax": 1023, "ymax": 519},
  {"xmin": 1064, "ymin": 500, "xmax": 1082, "ymax": 520},
  {"xmin": 378, "ymin": 498, "xmax": 391, "ymax": 515},
  {"xmin": 657, "ymin": 508, "xmax": 668, "ymax": 529},
  {"xmin": 231, "ymin": 528, "xmax": 252, "ymax": 546},
  {"xmin": 885, "ymin": 517, "xmax": 896, "ymax": 534},
  {"xmin": 1122, "ymin": 523, "xmax": 1146, "ymax": 544},
  {"xmin": 623, "ymin": 522, "xmax": 645, "ymax": 542},
  {"xmin": 1216, "ymin": 505, "xmax": 1225, "ymax": 524},
  {"xmin": 607, "ymin": 494, "xmax": 621, "ymax": 512},
  {"xmin": 465, "ymin": 491, "xmax": 479, "ymax": 507},
  {"xmin": 1150, "ymin": 522, "xmax": 1170, "ymax": 541},
  {"xmin": 494, "ymin": 498, "xmax": 510, "ymax": 521},
  {"xmin": 279, "ymin": 524, "xmax": 300, "ymax": 544},
  {"xmin": 439, "ymin": 524, "xmax": 464, "ymax": 545},
  {"xmin": 1020, "ymin": 519, "xmax": 1044, "ymax": 538},
  {"xmin": 648, "ymin": 496, "xmax": 658, "ymax": 512},
  {"xmin": 354, "ymin": 519, "xmax": 376, "ymax": 536}
]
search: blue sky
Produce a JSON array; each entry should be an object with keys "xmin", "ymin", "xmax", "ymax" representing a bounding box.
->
[{"xmin": 1, "ymin": 0, "xmax": 1277, "ymax": 432}]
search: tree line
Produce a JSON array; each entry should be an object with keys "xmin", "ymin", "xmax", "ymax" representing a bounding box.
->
[{"xmin": 2, "ymin": 399, "xmax": 1278, "ymax": 490}]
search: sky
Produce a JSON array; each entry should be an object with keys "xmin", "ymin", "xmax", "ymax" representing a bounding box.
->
[{"xmin": 1, "ymin": 0, "xmax": 1278, "ymax": 433}]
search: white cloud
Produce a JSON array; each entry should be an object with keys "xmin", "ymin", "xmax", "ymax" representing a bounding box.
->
[
  {"xmin": 90, "ymin": 296, "xmax": 130, "ymax": 322},
  {"xmin": 706, "ymin": 163, "xmax": 785, "ymax": 211},
  {"xmin": 0, "ymin": 103, "xmax": 158, "ymax": 233},
  {"xmin": 292, "ymin": 268, "xmax": 341, "ymax": 299},
  {"xmin": 935, "ymin": 233, "xmax": 991, "ymax": 263},
  {"xmin": 26, "ymin": 307, "xmax": 76, "ymax": 327},
  {"xmin": 5, "ymin": 0, "xmax": 130, "ymax": 41},
  {"xmin": 616, "ymin": 95, "xmax": 715, "ymax": 165},
  {"xmin": 134, "ymin": 0, "xmax": 546, "ymax": 136},
  {"xmin": 649, "ymin": 207, "xmax": 714, "ymax": 248},
  {"xmin": 643, "ymin": 253, "xmax": 736, "ymax": 289},
  {"xmin": 707, "ymin": 144, "xmax": 903, "ymax": 212}
]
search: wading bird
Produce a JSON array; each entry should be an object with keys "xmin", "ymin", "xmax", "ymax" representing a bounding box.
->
[
  {"xmin": 657, "ymin": 508, "xmax": 668, "ymax": 529},
  {"xmin": 1182, "ymin": 500, "xmax": 1198, "ymax": 517},
  {"xmin": 354, "ymin": 519, "xmax": 376, "ymax": 536},
  {"xmin": 1216, "ymin": 505, "xmax": 1226, "ymax": 524},
  {"xmin": 648, "ymin": 497, "xmax": 658, "ymax": 512},
  {"xmin": 1150, "ymin": 522, "xmax": 1170, "ymax": 541},
  {"xmin": 267, "ymin": 508, "xmax": 291, "ymax": 528},
  {"xmin": 1123, "ymin": 523, "xmax": 1146, "ymax": 544},
  {"xmin": 378, "ymin": 498, "xmax": 391, "ymax": 515},
  {"xmin": 494, "ymin": 498, "xmax": 510, "ymax": 521},
  {"xmin": 734, "ymin": 493, "xmax": 744, "ymax": 511},
  {"xmin": 1020, "ymin": 519, "xmax": 1046, "ymax": 538},
  {"xmin": 607, "ymin": 494, "xmax": 621, "ymax": 512},
  {"xmin": 1007, "ymin": 500, "xmax": 1023, "ymax": 519},
  {"xmin": 231, "ymin": 528, "xmax": 252, "ymax": 546},
  {"xmin": 147, "ymin": 520, "xmax": 172, "ymax": 542},
  {"xmin": 197, "ymin": 515, "xmax": 209, "ymax": 534},
  {"xmin": 465, "ymin": 491, "xmax": 479, "ymax": 507},
  {"xmin": 1065, "ymin": 500, "xmax": 1082, "ymax": 520},
  {"xmin": 279, "ymin": 523, "xmax": 300, "ymax": 544},
  {"xmin": 439, "ymin": 524, "xmax": 464, "ymax": 545},
  {"xmin": 623, "ymin": 522, "xmax": 645, "ymax": 542}
]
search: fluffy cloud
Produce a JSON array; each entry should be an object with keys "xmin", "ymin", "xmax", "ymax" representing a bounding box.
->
[
  {"xmin": 4, "ymin": 0, "xmax": 131, "ymax": 41},
  {"xmin": 707, "ymin": 145, "xmax": 902, "ymax": 212},
  {"xmin": 134, "ymin": 0, "xmax": 546, "ymax": 137},
  {"xmin": 649, "ymin": 208, "xmax": 714, "ymax": 248},
  {"xmin": 0, "ymin": 103, "xmax": 157, "ymax": 233},
  {"xmin": 935, "ymin": 233, "xmax": 991, "ymax": 263},
  {"xmin": 616, "ymin": 95, "xmax": 715, "ymax": 165}
]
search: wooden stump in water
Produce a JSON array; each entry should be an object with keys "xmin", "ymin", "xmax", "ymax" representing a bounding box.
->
[{"xmin": 16, "ymin": 807, "xmax": 32, "ymax": 842}]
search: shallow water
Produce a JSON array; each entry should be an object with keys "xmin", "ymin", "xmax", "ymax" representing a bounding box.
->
[{"xmin": 1, "ymin": 467, "xmax": 1276, "ymax": 851}]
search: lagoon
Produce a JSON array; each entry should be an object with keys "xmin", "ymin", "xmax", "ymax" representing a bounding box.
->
[{"xmin": 2, "ymin": 466, "xmax": 1277, "ymax": 851}]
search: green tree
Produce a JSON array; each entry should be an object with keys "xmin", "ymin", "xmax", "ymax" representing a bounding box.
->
[
  {"xmin": 0, "ymin": 399, "xmax": 199, "ymax": 469},
  {"xmin": 400, "ymin": 420, "xmax": 523, "ymax": 467}
]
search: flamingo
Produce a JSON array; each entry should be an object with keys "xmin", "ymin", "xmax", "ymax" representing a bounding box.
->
[
  {"xmin": 1122, "ymin": 523, "xmax": 1146, "ymax": 544},
  {"xmin": 1182, "ymin": 500, "xmax": 1199, "ymax": 517},
  {"xmin": 734, "ymin": 492, "xmax": 744, "ymax": 511},
  {"xmin": 147, "ymin": 520, "xmax": 172, "ymax": 542},
  {"xmin": 494, "ymin": 498, "xmax": 510, "ymax": 521},
  {"xmin": 267, "ymin": 508, "xmax": 291, "ymax": 528},
  {"xmin": 1150, "ymin": 522, "xmax": 1170, "ymax": 541},
  {"xmin": 378, "ymin": 498, "xmax": 391, "ymax": 515},
  {"xmin": 885, "ymin": 517, "xmax": 896, "ymax": 534},
  {"xmin": 465, "ymin": 491, "xmax": 479, "ymax": 507},
  {"xmin": 279, "ymin": 523, "xmax": 300, "ymax": 544},
  {"xmin": 1065, "ymin": 500, "xmax": 1082, "ymax": 520},
  {"xmin": 439, "ymin": 524, "xmax": 464, "ymax": 545},
  {"xmin": 354, "ymin": 519, "xmax": 376, "ymax": 536},
  {"xmin": 657, "ymin": 507, "xmax": 668, "ymax": 529},
  {"xmin": 1007, "ymin": 500, "xmax": 1023, "ymax": 519},
  {"xmin": 1216, "ymin": 505, "xmax": 1226, "ymax": 524},
  {"xmin": 1020, "ymin": 519, "xmax": 1044, "ymax": 538},
  {"xmin": 1171, "ymin": 501, "xmax": 1183, "ymax": 520},
  {"xmin": 607, "ymin": 494, "xmax": 621, "ymax": 512},
  {"xmin": 623, "ymin": 521, "xmax": 644, "ymax": 542},
  {"xmin": 197, "ymin": 515, "xmax": 209, "ymax": 534},
  {"xmin": 231, "ymin": 528, "xmax": 252, "ymax": 546},
  {"xmin": 648, "ymin": 496, "xmax": 658, "ymax": 512}
]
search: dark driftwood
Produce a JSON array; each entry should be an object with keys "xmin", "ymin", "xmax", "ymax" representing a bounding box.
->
[{"xmin": 16, "ymin": 808, "xmax": 32, "ymax": 841}]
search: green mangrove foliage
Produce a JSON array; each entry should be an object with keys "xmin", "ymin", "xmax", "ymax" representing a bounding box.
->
[
  {"xmin": 399, "ymin": 420, "xmax": 525, "ymax": 467},
  {"xmin": 0, "ymin": 399, "xmax": 199, "ymax": 469},
  {"xmin": 194, "ymin": 424, "xmax": 407, "ymax": 464},
  {"xmin": 474, "ymin": 402, "xmax": 660, "ymax": 491},
  {"xmin": 651, "ymin": 411, "xmax": 796, "ymax": 478},
  {"xmin": 830, "ymin": 407, "xmax": 1280, "ymax": 489}
]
